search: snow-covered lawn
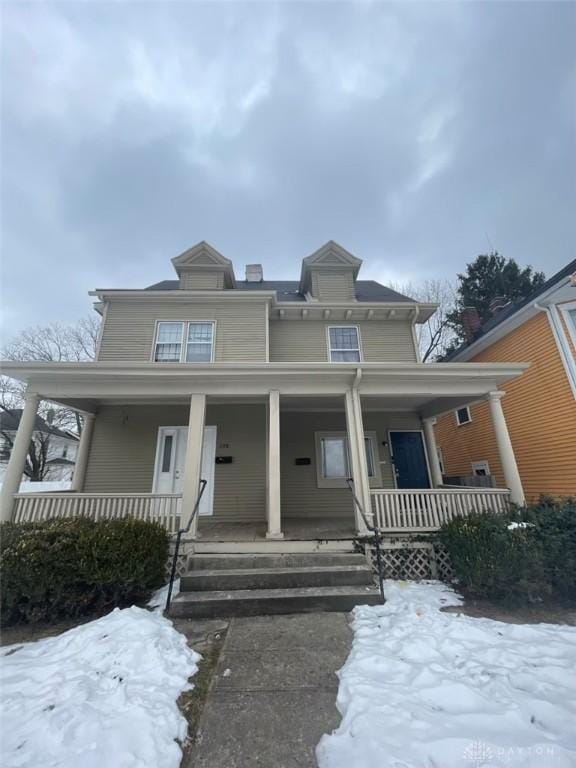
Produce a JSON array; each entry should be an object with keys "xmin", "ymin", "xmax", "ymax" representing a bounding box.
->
[
  {"xmin": 318, "ymin": 581, "xmax": 576, "ymax": 768},
  {"xmin": 0, "ymin": 607, "xmax": 200, "ymax": 768}
]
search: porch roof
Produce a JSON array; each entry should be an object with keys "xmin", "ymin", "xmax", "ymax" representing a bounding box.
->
[{"xmin": 1, "ymin": 361, "xmax": 528, "ymax": 420}]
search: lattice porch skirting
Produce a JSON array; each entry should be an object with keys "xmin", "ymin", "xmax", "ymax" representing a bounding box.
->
[{"xmin": 365, "ymin": 538, "xmax": 454, "ymax": 582}]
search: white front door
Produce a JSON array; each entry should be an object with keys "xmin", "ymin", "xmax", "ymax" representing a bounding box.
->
[{"xmin": 153, "ymin": 426, "xmax": 217, "ymax": 517}]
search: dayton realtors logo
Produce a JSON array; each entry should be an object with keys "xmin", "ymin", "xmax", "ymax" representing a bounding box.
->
[{"xmin": 463, "ymin": 740, "xmax": 556, "ymax": 766}]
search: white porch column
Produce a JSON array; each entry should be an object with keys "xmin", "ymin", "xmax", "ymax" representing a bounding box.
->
[
  {"xmin": 181, "ymin": 394, "xmax": 206, "ymax": 537},
  {"xmin": 487, "ymin": 391, "xmax": 525, "ymax": 506},
  {"xmin": 266, "ymin": 390, "xmax": 283, "ymax": 539},
  {"xmin": 71, "ymin": 413, "xmax": 95, "ymax": 492},
  {"xmin": 422, "ymin": 417, "xmax": 443, "ymax": 487},
  {"xmin": 0, "ymin": 392, "xmax": 40, "ymax": 522},
  {"xmin": 345, "ymin": 389, "xmax": 372, "ymax": 534}
]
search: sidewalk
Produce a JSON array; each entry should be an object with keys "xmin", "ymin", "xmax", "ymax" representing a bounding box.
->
[{"xmin": 188, "ymin": 612, "xmax": 352, "ymax": 768}]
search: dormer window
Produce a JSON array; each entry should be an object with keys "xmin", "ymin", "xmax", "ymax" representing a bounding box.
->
[
  {"xmin": 328, "ymin": 326, "xmax": 361, "ymax": 362},
  {"xmin": 153, "ymin": 321, "xmax": 215, "ymax": 363}
]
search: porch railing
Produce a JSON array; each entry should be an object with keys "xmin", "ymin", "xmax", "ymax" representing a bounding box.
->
[
  {"xmin": 12, "ymin": 493, "xmax": 183, "ymax": 532},
  {"xmin": 371, "ymin": 487, "xmax": 511, "ymax": 532}
]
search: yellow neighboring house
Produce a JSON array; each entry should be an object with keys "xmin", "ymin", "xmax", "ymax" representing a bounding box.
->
[{"xmin": 435, "ymin": 259, "xmax": 576, "ymax": 504}]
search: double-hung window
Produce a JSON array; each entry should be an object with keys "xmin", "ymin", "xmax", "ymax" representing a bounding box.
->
[
  {"xmin": 315, "ymin": 431, "xmax": 379, "ymax": 488},
  {"xmin": 154, "ymin": 321, "xmax": 214, "ymax": 363},
  {"xmin": 328, "ymin": 327, "xmax": 361, "ymax": 362}
]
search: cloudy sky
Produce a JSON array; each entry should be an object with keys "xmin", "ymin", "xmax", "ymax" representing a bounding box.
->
[{"xmin": 1, "ymin": 1, "xmax": 574, "ymax": 338}]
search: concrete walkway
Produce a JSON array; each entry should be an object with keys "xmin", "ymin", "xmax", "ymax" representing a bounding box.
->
[{"xmin": 189, "ymin": 612, "xmax": 352, "ymax": 768}]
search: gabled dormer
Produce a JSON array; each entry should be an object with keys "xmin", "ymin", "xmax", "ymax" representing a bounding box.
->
[
  {"xmin": 171, "ymin": 241, "xmax": 236, "ymax": 290},
  {"xmin": 299, "ymin": 241, "xmax": 362, "ymax": 302}
]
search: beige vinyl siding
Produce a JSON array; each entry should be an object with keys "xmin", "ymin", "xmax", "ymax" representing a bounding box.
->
[
  {"xmin": 83, "ymin": 403, "xmax": 424, "ymax": 522},
  {"xmin": 311, "ymin": 270, "xmax": 355, "ymax": 301},
  {"xmin": 280, "ymin": 411, "xmax": 424, "ymax": 518},
  {"xmin": 269, "ymin": 320, "xmax": 418, "ymax": 362},
  {"xmin": 179, "ymin": 271, "xmax": 224, "ymax": 290},
  {"xmin": 83, "ymin": 404, "xmax": 266, "ymax": 521},
  {"xmin": 98, "ymin": 299, "xmax": 267, "ymax": 362}
]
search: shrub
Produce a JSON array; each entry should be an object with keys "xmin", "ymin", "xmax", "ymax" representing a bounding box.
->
[
  {"xmin": 438, "ymin": 499, "xmax": 576, "ymax": 605},
  {"xmin": 1, "ymin": 517, "xmax": 169, "ymax": 625}
]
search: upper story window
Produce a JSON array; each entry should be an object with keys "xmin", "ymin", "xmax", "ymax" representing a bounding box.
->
[
  {"xmin": 153, "ymin": 321, "xmax": 215, "ymax": 363},
  {"xmin": 455, "ymin": 406, "xmax": 472, "ymax": 426},
  {"xmin": 328, "ymin": 326, "xmax": 361, "ymax": 363}
]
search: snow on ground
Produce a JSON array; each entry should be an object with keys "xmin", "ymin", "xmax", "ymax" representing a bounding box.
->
[
  {"xmin": 0, "ymin": 607, "xmax": 200, "ymax": 768},
  {"xmin": 147, "ymin": 579, "xmax": 181, "ymax": 611},
  {"xmin": 317, "ymin": 581, "xmax": 576, "ymax": 768},
  {"xmin": 0, "ymin": 480, "xmax": 72, "ymax": 493}
]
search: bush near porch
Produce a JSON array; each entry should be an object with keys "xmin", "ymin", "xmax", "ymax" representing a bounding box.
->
[
  {"xmin": 0, "ymin": 517, "xmax": 168, "ymax": 625},
  {"xmin": 439, "ymin": 498, "xmax": 576, "ymax": 604}
]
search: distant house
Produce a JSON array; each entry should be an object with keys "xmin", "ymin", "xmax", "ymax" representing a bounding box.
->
[
  {"xmin": 435, "ymin": 259, "xmax": 576, "ymax": 503},
  {"xmin": 0, "ymin": 409, "xmax": 79, "ymax": 483}
]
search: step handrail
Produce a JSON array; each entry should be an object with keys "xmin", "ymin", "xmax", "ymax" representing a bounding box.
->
[
  {"xmin": 165, "ymin": 479, "xmax": 207, "ymax": 613},
  {"xmin": 346, "ymin": 479, "xmax": 385, "ymax": 603}
]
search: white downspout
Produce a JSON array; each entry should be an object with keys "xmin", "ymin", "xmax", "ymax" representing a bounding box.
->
[{"xmin": 411, "ymin": 305, "xmax": 421, "ymax": 362}]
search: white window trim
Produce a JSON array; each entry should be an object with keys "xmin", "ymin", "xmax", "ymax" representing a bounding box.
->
[
  {"xmin": 326, "ymin": 325, "xmax": 363, "ymax": 363},
  {"xmin": 559, "ymin": 300, "xmax": 576, "ymax": 352},
  {"xmin": 471, "ymin": 460, "xmax": 491, "ymax": 476},
  {"xmin": 314, "ymin": 430, "xmax": 382, "ymax": 488},
  {"xmin": 152, "ymin": 320, "xmax": 216, "ymax": 363},
  {"xmin": 455, "ymin": 406, "xmax": 472, "ymax": 426}
]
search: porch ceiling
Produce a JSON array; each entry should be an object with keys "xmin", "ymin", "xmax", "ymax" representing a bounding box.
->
[{"xmin": 0, "ymin": 361, "xmax": 528, "ymax": 419}]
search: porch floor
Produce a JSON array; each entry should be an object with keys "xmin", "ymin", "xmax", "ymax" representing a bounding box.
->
[{"xmin": 197, "ymin": 517, "xmax": 356, "ymax": 542}]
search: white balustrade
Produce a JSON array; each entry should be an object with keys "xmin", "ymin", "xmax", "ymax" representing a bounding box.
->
[
  {"xmin": 12, "ymin": 493, "xmax": 183, "ymax": 532},
  {"xmin": 370, "ymin": 488, "xmax": 510, "ymax": 532}
]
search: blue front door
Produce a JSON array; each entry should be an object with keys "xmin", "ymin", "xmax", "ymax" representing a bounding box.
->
[{"xmin": 389, "ymin": 431, "xmax": 430, "ymax": 489}]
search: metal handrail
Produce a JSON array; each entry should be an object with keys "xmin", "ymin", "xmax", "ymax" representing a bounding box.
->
[
  {"xmin": 346, "ymin": 479, "xmax": 385, "ymax": 603},
  {"xmin": 165, "ymin": 479, "xmax": 207, "ymax": 612}
]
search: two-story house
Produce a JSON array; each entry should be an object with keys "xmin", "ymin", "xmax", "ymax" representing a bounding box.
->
[
  {"xmin": 435, "ymin": 258, "xmax": 576, "ymax": 502},
  {"xmin": 0, "ymin": 242, "xmax": 528, "ymax": 614},
  {"xmin": 1, "ymin": 241, "xmax": 528, "ymax": 533}
]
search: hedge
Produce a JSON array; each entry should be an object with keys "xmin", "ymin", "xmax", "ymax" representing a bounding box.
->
[
  {"xmin": 1, "ymin": 517, "xmax": 169, "ymax": 625},
  {"xmin": 438, "ymin": 498, "xmax": 576, "ymax": 604}
]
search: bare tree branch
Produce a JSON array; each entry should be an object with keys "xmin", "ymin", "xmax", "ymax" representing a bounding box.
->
[
  {"xmin": 1, "ymin": 317, "xmax": 100, "ymax": 475},
  {"xmin": 389, "ymin": 279, "xmax": 457, "ymax": 362}
]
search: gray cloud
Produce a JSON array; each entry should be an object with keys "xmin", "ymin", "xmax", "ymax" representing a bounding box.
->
[{"xmin": 1, "ymin": 1, "xmax": 574, "ymax": 337}]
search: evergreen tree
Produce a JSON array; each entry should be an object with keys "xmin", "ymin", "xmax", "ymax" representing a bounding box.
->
[{"xmin": 445, "ymin": 252, "xmax": 546, "ymax": 351}]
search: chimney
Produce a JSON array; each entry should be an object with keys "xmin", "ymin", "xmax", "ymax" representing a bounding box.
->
[
  {"xmin": 245, "ymin": 264, "xmax": 263, "ymax": 282},
  {"xmin": 461, "ymin": 307, "xmax": 482, "ymax": 342},
  {"xmin": 489, "ymin": 296, "xmax": 509, "ymax": 316}
]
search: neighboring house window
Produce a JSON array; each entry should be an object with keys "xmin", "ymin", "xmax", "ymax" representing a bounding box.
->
[
  {"xmin": 560, "ymin": 303, "xmax": 576, "ymax": 350},
  {"xmin": 328, "ymin": 326, "xmax": 361, "ymax": 362},
  {"xmin": 62, "ymin": 446, "xmax": 68, "ymax": 459},
  {"xmin": 471, "ymin": 460, "xmax": 491, "ymax": 476},
  {"xmin": 153, "ymin": 321, "xmax": 215, "ymax": 363},
  {"xmin": 0, "ymin": 437, "xmax": 11, "ymax": 461},
  {"xmin": 315, "ymin": 431, "xmax": 379, "ymax": 488},
  {"xmin": 455, "ymin": 406, "xmax": 472, "ymax": 426}
]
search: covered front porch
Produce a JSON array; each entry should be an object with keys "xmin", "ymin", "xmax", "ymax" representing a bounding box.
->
[{"xmin": 0, "ymin": 361, "xmax": 528, "ymax": 539}]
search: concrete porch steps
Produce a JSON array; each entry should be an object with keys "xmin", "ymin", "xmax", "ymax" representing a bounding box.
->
[
  {"xmin": 169, "ymin": 585, "xmax": 381, "ymax": 618},
  {"xmin": 180, "ymin": 565, "xmax": 374, "ymax": 592},
  {"xmin": 191, "ymin": 539, "xmax": 357, "ymax": 554},
  {"xmin": 170, "ymin": 550, "xmax": 381, "ymax": 618},
  {"xmin": 187, "ymin": 552, "xmax": 365, "ymax": 570}
]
